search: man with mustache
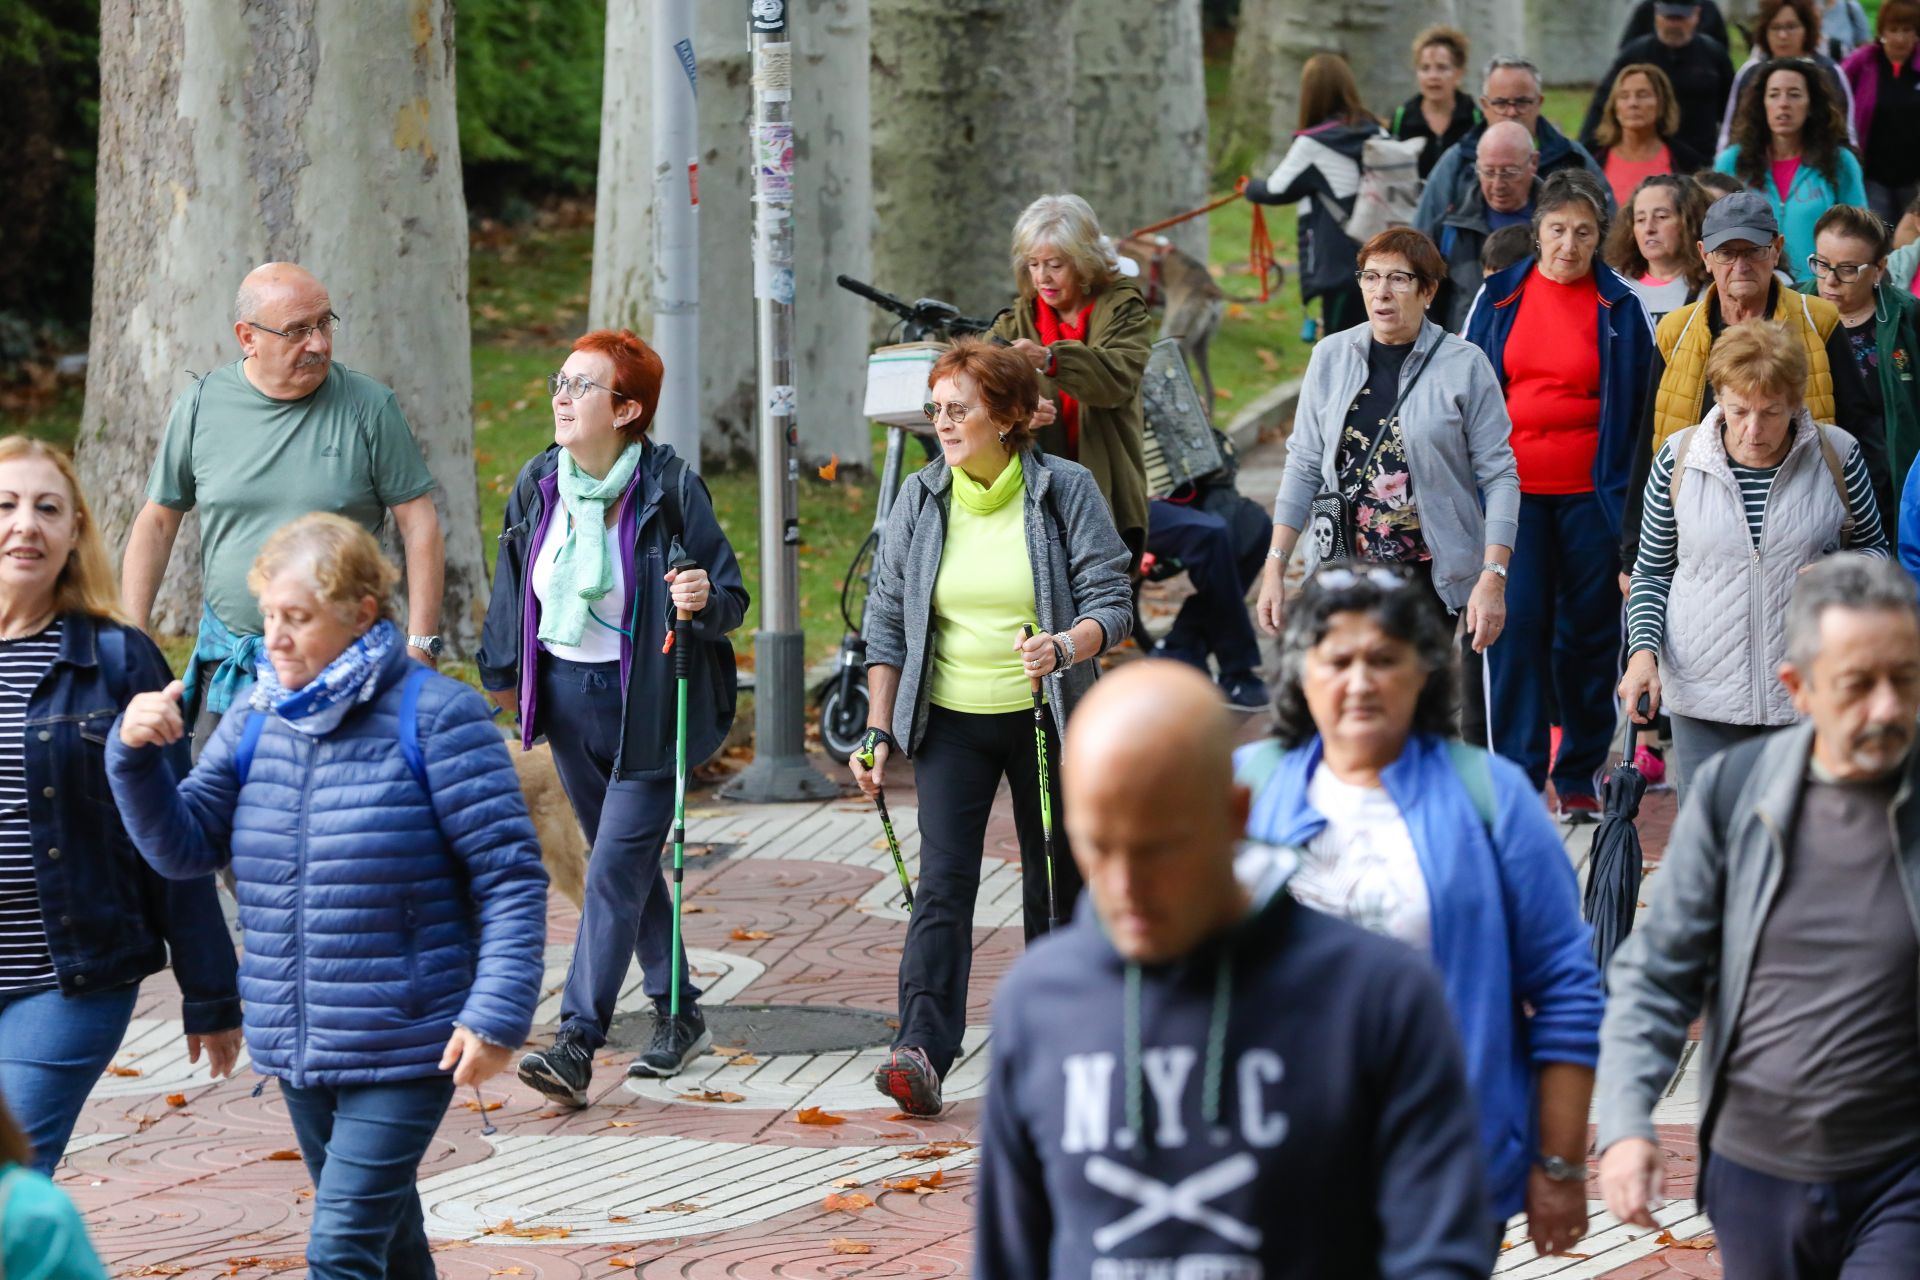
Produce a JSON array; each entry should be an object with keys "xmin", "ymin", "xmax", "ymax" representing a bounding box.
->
[
  {"xmin": 120, "ymin": 262, "xmax": 444, "ymax": 742},
  {"xmin": 1597, "ymin": 553, "xmax": 1920, "ymax": 1278}
]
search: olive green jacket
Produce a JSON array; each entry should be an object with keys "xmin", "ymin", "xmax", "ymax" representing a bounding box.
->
[{"xmin": 991, "ymin": 278, "xmax": 1152, "ymax": 558}]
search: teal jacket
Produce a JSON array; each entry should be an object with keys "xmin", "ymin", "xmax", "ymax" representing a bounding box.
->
[
  {"xmin": 1714, "ymin": 145, "xmax": 1866, "ymax": 281},
  {"xmin": 0, "ymin": 1165, "xmax": 108, "ymax": 1280},
  {"xmin": 1796, "ymin": 276, "xmax": 1920, "ymax": 490}
]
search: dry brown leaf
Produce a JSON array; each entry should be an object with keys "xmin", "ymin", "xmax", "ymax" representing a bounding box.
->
[
  {"xmin": 265, "ymin": 1150, "xmax": 303, "ymax": 1162},
  {"xmin": 608, "ymin": 1259, "xmax": 636, "ymax": 1270},
  {"xmin": 711, "ymin": 1044, "xmax": 749, "ymax": 1058},
  {"xmin": 490, "ymin": 1270, "xmax": 526, "ymax": 1276},
  {"xmin": 1214, "ymin": 387, "xmax": 1235, "ymax": 399},
  {"xmin": 607, "ymin": 1214, "xmax": 632, "ymax": 1223},
  {"xmin": 829, "ymin": 1238, "xmax": 873, "ymax": 1255},
  {"xmin": 817, "ymin": 454, "xmax": 840, "ymax": 482},
  {"xmin": 163, "ymin": 1092, "xmax": 188, "ymax": 1108},
  {"xmin": 487, "ymin": 1218, "xmax": 571, "ymax": 1241},
  {"xmin": 729, "ymin": 927, "xmax": 773, "ymax": 941},
  {"xmin": 926, "ymin": 1169, "xmax": 945, "ymax": 1187},
  {"xmin": 463, "ymin": 1100, "xmax": 504, "ymax": 1113},
  {"xmin": 679, "ymin": 902, "xmax": 709, "ymax": 914},
  {"xmin": 296, "ymin": 1188, "xmax": 314, "ymax": 1200},
  {"xmin": 678, "ymin": 1089, "xmax": 745, "ymax": 1103},
  {"xmin": 877, "ymin": 1130, "xmax": 914, "ymax": 1138},
  {"xmin": 821, "ymin": 1192, "xmax": 874, "ymax": 1212},
  {"xmin": 830, "ymin": 1176, "xmax": 862, "ymax": 1188},
  {"xmin": 646, "ymin": 1201, "xmax": 703, "ymax": 1213},
  {"xmin": 106, "ymin": 1064, "xmax": 143, "ymax": 1077},
  {"xmin": 898, "ymin": 1141, "xmax": 974, "ymax": 1159},
  {"xmin": 883, "ymin": 1175, "xmax": 925, "ymax": 1191},
  {"xmin": 1256, "ymin": 348, "xmax": 1281, "ymax": 372},
  {"xmin": 608, "ymin": 1120, "xmax": 642, "ymax": 1128},
  {"xmin": 129, "ymin": 1267, "xmax": 191, "ymax": 1277},
  {"xmin": 1656, "ymin": 1231, "xmax": 1717, "ymax": 1250},
  {"xmin": 795, "ymin": 1106, "xmax": 846, "ymax": 1126},
  {"xmin": 724, "ymin": 1053, "xmax": 761, "ymax": 1066}
]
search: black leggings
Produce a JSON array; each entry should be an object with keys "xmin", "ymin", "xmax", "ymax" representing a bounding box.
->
[{"xmin": 896, "ymin": 705, "xmax": 1082, "ymax": 1078}]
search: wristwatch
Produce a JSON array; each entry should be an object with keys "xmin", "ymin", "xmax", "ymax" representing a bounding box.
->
[
  {"xmin": 1537, "ymin": 1154, "xmax": 1585, "ymax": 1183},
  {"xmin": 408, "ymin": 634, "xmax": 445, "ymax": 659},
  {"xmin": 1480, "ymin": 561, "xmax": 1508, "ymax": 579}
]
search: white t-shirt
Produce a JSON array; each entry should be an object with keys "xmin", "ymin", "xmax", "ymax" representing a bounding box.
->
[
  {"xmin": 531, "ymin": 495, "xmax": 627, "ymax": 665},
  {"xmin": 1290, "ymin": 766, "xmax": 1433, "ymax": 954}
]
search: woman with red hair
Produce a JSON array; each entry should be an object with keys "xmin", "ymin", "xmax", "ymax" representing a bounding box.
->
[{"xmin": 479, "ymin": 330, "xmax": 749, "ymax": 1105}]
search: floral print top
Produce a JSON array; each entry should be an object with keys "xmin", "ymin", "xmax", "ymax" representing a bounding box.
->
[{"xmin": 1334, "ymin": 339, "xmax": 1431, "ymax": 564}]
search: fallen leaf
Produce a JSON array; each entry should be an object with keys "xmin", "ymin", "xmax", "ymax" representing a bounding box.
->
[
  {"xmin": 106, "ymin": 1065, "xmax": 143, "ymax": 1077},
  {"xmin": 165, "ymin": 1093, "xmax": 188, "ymax": 1108},
  {"xmin": 1214, "ymin": 387, "xmax": 1235, "ymax": 399},
  {"xmin": 1655, "ymin": 1231, "xmax": 1717, "ymax": 1250},
  {"xmin": 129, "ymin": 1268, "xmax": 191, "ymax": 1277},
  {"xmin": 608, "ymin": 1120, "xmax": 642, "ymax": 1128},
  {"xmin": 821, "ymin": 1192, "xmax": 874, "ymax": 1212},
  {"xmin": 883, "ymin": 1175, "xmax": 926, "ymax": 1191},
  {"xmin": 678, "ymin": 1090, "xmax": 745, "ymax": 1103},
  {"xmin": 878, "ymin": 1130, "xmax": 914, "ymax": 1138},
  {"xmin": 817, "ymin": 453, "xmax": 840, "ymax": 481},
  {"xmin": 730, "ymin": 927, "xmax": 773, "ymax": 941},
  {"xmin": 724, "ymin": 1052, "xmax": 761, "ymax": 1066},
  {"xmin": 829, "ymin": 1238, "xmax": 873, "ymax": 1255},
  {"xmin": 646, "ymin": 1201, "xmax": 703, "ymax": 1213},
  {"xmin": 870, "ymin": 838, "xmax": 891, "ymax": 850},
  {"xmin": 926, "ymin": 1169, "xmax": 945, "ymax": 1187},
  {"xmin": 537, "ymin": 1110, "xmax": 562, "ymax": 1119},
  {"xmin": 1256, "ymin": 348, "xmax": 1280, "ymax": 372},
  {"xmin": 486, "ymin": 1217, "xmax": 571, "ymax": 1240},
  {"xmin": 711, "ymin": 1044, "xmax": 749, "ymax": 1058},
  {"xmin": 830, "ymin": 1176, "xmax": 862, "ymax": 1188},
  {"xmin": 491, "ymin": 1270, "xmax": 527, "ymax": 1276},
  {"xmin": 680, "ymin": 902, "xmax": 709, "ymax": 914},
  {"xmin": 607, "ymin": 1214, "xmax": 632, "ymax": 1223},
  {"xmin": 795, "ymin": 1106, "xmax": 846, "ymax": 1126},
  {"xmin": 265, "ymin": 1150, "xmax": 303, "ymax": 1161},
  {"xmin": 608, "ymin": 1259, "xmax": 636, "ymax": 1270},
  {"xmin": 296, "ymin": 1189, "xmax": 313, "ymax": 1200},
  {"xmin": 898, "ymin": 1141, "xmax": 974, "ymax": 1159},
  {"xmin": 463, "ymin": 1100, "xmax": 503, "ymax": 1113}
]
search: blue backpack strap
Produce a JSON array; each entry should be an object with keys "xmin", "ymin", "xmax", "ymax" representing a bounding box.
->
[
  {"xmin": 1444, "ymin": 739, "xmax": 1497, "ymax": 831},
  {"xmin": 234, "ymin": 711, "xmax": 265, "ymax": 786},
  {"xmin": 95, "ymin": 623, "xmax": 129, "ymax": 706},
  {"xmin": 397, "ymin": 664, "xmax": 432, "ymax": 791}
]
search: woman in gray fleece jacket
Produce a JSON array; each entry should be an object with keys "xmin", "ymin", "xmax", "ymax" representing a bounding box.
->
[
  {"xmin": 1256, "ymin": 227, "xmax": 1521, "ymax": 738},
  {"xmin": 850, "ymin": 340, "xmax": 1132, "ymax": 1119}
]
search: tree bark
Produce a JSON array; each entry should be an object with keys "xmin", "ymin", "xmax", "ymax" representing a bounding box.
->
[
  {"xmin": 1525, "ymin": 0, "xmax": 1633, "ymax": 85},
  {"xmin": 1075, "ymin": 0, "xmax": 1210, "ymax": 263},
  {"xmin": 870, "ymin": 0, "xmax": 1077, "ymax": 322},
  {"xmin": 1456, "ymin": 0, "xmax": 1528, "ymax": 82},
  {"xmin": 79, "ymin": 0, "xmax": 484, "ymax": 653},
  {"xmin": 696, "ymin": 5, "xmax": 759, "ymax": 464},
  {"xmin": 1224, "ymin": 0, "xmax": 1460, "ymax": 179},
  {"xmin": 792, "ymin": 0, "xmax": 876, "ymax": 470},
  {"xmin": 590, "ymin": 1, "xmax": 656, "ymax": 336}
]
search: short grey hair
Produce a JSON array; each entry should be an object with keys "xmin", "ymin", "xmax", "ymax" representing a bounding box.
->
[
  {"xmin": 1533, "ymin": 168, "xmax": 1613, "ymax": 241},
  {"xmin": 1785, "ymin": 555, "xmax": 1920, "ymax": 667},
  {"xmin": 1010, "ymin": 194, "xmax": 1118, "ymax": 302},
  {"xmin": 234, "ymin": 280, "xmax": 261, "ymax": 324},
  {"xmin": 1483, "ymin": 55, "xmax": 1543, "ymax": 94}
]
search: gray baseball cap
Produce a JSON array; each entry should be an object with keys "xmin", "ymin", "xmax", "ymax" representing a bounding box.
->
[{"xmin": 1700, "ymin": 191, "xmax": 1780, "ymax": 251}]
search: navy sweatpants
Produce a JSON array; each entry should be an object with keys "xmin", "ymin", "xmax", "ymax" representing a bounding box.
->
[
  {"xmin": 1147, "ymin": 498, "xmax": 1263, "ymax": 678},
  {"xmin": 1704, "ymin": 1149, "xmax": 1920, "ymax": 1279}
]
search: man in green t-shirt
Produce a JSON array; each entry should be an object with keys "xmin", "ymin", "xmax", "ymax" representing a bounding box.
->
[{"xmin": 120, "ymin": 262, "xmax": 446, "ymax": 732}]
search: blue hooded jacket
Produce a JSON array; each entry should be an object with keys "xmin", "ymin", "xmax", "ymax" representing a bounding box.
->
[
  {"xmin": 106, "ymin": 645, "xmax": 549, "ymax": 1087},
  {"xmin": 1463, "ymin": 255, "xmax": 1656, "ymax": 538},
  {"xmin": 1239, "ymin": 734, "xmax": 1605, "ymax": 1219}
]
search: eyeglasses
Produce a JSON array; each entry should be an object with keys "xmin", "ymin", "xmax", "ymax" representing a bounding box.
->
[
  {"xmin": 1808, "ymin": 255, "xmax": 1874, "ymax": 282},
  {"xmin": 1483, "ymin": 96, "xmax": 1539, "ymax": 112},
  {"xmin": 1707, "ymin": 243, "xmax": 1775, "ymax": 265},
  {"xmin": 547, "ymin": 372, "xmax": 629, "ymax": 400},
  {"xmin": 1355, "ymin": 269, "xmax": 1423, "ymax": 293},
  {"xmin": 246, "ymin": 312, "xmax": 340, "ymax": 343},
  {"xmin": 923, "ymin": 401, "xmax": 974, "ymax": 426},
  {"xmin": 1475, "ymin": 164, "xmax": 1531, "ymax": 182},
  {"xmin": 1312, "ymin": 565, "xmax": 1418, "ymax": 593}
]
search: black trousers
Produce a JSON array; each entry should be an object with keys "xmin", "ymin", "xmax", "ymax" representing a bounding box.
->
[
  {"xmin": 1704, "ymin": 1148, "xmax": 1920, "ymax": 1279},
  {"xmin": 898, "ymin": 705, "xmax": 1083, "ymax": 1079}
]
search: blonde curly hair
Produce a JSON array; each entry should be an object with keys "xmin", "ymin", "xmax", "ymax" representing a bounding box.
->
[
  {"xmin": 1010, "ymin": 194, "xmax": 1118, "ymax": 302},
  {"xmin": 247, "ymin": 512, "xmax": 400, "ymax": 625}
]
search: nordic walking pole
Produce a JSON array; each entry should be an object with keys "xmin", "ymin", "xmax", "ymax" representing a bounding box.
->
[
  {"xmin": 1022, "ymin": 624, "xmax": 1060, "ymax": 929},
  {"xmin": 854, "ymin": 736, "xmax": 914, "ymax": 912},
  {"xmin": 665, "ymin": 549, "xmax": 697, "ymax": 1020}
]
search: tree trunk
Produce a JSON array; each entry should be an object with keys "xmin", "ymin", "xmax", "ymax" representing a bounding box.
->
[
  {"xmin": 79, "ymin": 0, "xmax": 484, "ymax": 653},
  {"xmin": 590, "ymin": 2, "xmax": 655, "ymax": 336},
  {"xmin": 792, "ymin": 0, "xmax": 876, "ymax": 471},
  {"xmin": 870, "ymin": 0, "xmax": 1077, "ymax": 322},
  {"xmin": 696, "ymin": 5, "xmax": 759, "ymax": 465},
  {"xmin": 1456, "ymin": 0, "xmax": 1528, "ymax": 82},
  {"xmin": 1526, "ymin": 0, "xmax": 1632, "ymax": 85},
  {"xmin": 1075, "ymin": 0, "xmax": 1210, "ymax": 263}
]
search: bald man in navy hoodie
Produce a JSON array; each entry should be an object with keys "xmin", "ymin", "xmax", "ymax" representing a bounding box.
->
[{"xmin": 976, "ymin": 662, "xmax": 1492, "ymax": 1278}]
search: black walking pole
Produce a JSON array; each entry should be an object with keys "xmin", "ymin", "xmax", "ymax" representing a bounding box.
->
[
  {"xmin": 666, "ymin": 549, "xmax": 697, "ymax": 1020},
  {"xmin": 1022, "ymin": 625, "xmax": 1061, "ymax": 929}
]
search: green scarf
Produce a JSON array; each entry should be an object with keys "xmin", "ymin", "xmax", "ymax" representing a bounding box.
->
[
  {"xmin": 951, "ymin": 452, "xmax": 1024, "ymax": 516},
  {"xmin": 540, "ymin": 442, "xmax": 644, "ymax": 648}
]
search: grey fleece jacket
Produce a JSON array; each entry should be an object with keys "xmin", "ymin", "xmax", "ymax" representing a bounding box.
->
[
  {"xmin": 1594, "ymin": 722, "xmax": 1920, "ymax": 1161},
  {"xmin": 864, "ymin": 450, "xmax": 1133, "ymax": 753},
  {"xmin": 1276, "ymin": 318, "xmax": 1521, "ymax": 608}
]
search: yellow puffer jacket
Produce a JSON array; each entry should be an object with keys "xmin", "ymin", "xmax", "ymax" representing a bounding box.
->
[{"xmin": 1650, "ymin": 285, "xmax": 1838, "ymax": 454}]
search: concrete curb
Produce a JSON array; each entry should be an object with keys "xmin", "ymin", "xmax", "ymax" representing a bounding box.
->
[{"xmin": 1224, "ymin": 375, "xmax": 1302, "ymax": 456}]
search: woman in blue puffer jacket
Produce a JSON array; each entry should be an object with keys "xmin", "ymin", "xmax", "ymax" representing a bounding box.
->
[{"xmin": 107, "ymin": 513, "xmax": 548, "ymax": 1280}]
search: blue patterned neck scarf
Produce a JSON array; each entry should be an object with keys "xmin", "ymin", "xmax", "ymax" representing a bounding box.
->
[{"xmin": 251, "ymin": 619, "xmax": 401, "ymax": 737}]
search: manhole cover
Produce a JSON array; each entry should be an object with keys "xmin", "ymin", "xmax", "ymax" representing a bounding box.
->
[{"xmin": 606, "ymin": 1003, "xmax": 895, "ymax": 1055}]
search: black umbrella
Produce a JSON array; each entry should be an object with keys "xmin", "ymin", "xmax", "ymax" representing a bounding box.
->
[{"xmin": 1584, "ymin": 708, "xmax": 1649, "ymax": 989}]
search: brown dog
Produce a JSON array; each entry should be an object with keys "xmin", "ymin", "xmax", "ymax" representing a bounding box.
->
[
  {"xmin": 511, "ymin": 740, "xmax": 587, "ymax": 910},
  {"xmin": 1116, "ymin": 235, "xmax": 1226, "ymax": 416}
]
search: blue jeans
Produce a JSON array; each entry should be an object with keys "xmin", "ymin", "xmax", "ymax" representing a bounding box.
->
[
  {"xmin": 1147, "ymin": 498, "xmax": 1263, "ymax": 678},
  {"xmin": 279, "ymin": 1075, "xmax": 456, "ymax": 1280},
  {"xmin": 1704, "ymin": 1149, "xmax": 1920, "ymax": 1279},
  {"xmin": 0, "ymin": 982, "xmax": 140, "ymax": 1173},
  {"xmin": 1489, "ymin": 492, "xmax": 1620, "ymax": 797},
  {"xmin": 537, "ymin": 656, "xmax": 700, "ymax": 1047}
]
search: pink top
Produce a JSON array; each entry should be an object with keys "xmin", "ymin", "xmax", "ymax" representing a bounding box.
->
[
  {"xmin": 1911, "ymin": 259, "xmax": 1920, "ymax": 297},
  {"xmin": 1770, "ymin": 157, "xmax": 1803, "ymax": 198},
  {"xmin": 1604, "ymin": 146, "xmax": 1672, "ymax": 207}
]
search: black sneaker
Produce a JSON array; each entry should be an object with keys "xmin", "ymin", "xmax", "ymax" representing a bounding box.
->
[
  {"xmin": 517, "ymin": 1027, "xmax": 595, "ymax": 1107},
  {"xmin": 873, "ymin": 1045, "xmax": 943, "ymax": 1116},
  {"xmin": 627, "ymin": 1006, "xmax": 712, "ymax": 1079},
  {"xmin": 1218, "ymin": 672, "xmax": 1271, "ymax": 711}
]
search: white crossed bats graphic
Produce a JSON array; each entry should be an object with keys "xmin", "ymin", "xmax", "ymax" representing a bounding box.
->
[{"xmin": 1085, "ymin": 1153, "xmax": 1263, "ymax": 1252}]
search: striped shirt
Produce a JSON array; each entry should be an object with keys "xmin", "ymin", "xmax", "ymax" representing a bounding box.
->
[
  {"xmin": 1627, "ymin": 437, "xmax": 1888, "ymax": 655},
  {"xmin": 0, "ymin": 624, "xmax": 63, "ymax": 994}
]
